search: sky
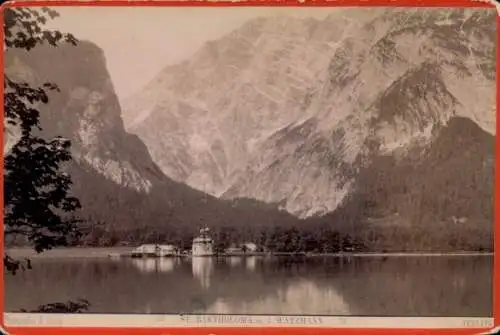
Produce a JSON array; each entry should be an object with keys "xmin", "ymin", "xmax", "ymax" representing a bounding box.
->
[{"xmin": 46, "ymin": 7, "xmax": 342, "ymax": 102}]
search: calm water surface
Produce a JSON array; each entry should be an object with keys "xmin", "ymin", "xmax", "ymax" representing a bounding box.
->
[{"xmin": 5, "ymin": 255, "xmax": 492, "ymax": 316}]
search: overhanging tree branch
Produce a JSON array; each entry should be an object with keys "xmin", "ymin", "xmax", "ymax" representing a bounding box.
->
[{"xmin": 4, "ymin": 7, "xmax": 81, "ymax": 272}]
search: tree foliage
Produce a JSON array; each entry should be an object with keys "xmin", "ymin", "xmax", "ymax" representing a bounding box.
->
[
  {"xmin": 4, "ymin": 7, "xmax": 77, "ymax": 51},
  {"xmin": 4, "ymin": 7, "xmax": 81, "ymax": 273}
]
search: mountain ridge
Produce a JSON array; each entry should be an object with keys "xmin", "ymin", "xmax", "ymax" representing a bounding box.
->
[{"xmin": 122, "ymin": 8, "xmax": 495, "ymax": 219}]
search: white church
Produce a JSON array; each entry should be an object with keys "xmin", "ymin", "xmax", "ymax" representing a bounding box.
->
[{"xmin": 192, "ymin": 227, "xmax": 215, "ymax": 256}]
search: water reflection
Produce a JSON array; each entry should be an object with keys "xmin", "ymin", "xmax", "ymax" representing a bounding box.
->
[
  {"xmin": 227, "ymin": 256, "xmax": 243, "ymax": 267},
  {"xmin": 131, "ymin": 258, "xmax": 177, "ymax": 273},
  {"xmin": 131, "ymin": 258, "xmax": 157, "ymax": 273},
  {"xmin": 191, "ymin": 257, "xmax": 214, "ymax": 289},
  {"xmin": 4, "ymin": 255, "xmax": 493, "ymax": 316},
  {"xmin": 207, "ymin": 280, "xmax": 351, "ymax": 315},
  {"xmin": 246, "ymin": 257, "xmax": 257, "ymax": 271}
]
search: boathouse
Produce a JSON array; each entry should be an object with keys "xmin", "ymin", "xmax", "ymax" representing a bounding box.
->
[
  {"xmin": 132, "ymin": 244, "xmax": 157, "ymax": 257},
  {"xmin": 131, "ymin": 244, "xmax": 178, "ymax": 257},
  {"xmin": 156, "ymin": 244, "xmax": 179, "ymax": 257}
]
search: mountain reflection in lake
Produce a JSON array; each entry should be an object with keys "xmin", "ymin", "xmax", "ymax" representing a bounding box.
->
[{"xmin": 5, "ymin": 256, "xmax": 492, "ymax": 316}]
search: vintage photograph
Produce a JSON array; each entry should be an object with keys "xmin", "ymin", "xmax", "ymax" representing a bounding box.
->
[{"xmin": 3, "ymin": 5, "xmax": 495, "ymax": 319}]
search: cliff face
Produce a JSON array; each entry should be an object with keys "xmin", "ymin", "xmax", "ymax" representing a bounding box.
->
[
  {"xmin": 122, "ymin": 8, "xmax": 495, "ymax": 219},
  {"xmin": 6, "ymin": 41, "xmax": 159, "ymax": 192}
]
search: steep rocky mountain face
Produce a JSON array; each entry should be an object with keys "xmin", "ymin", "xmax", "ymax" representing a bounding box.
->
[
  {"xmin": 122, "ymin": 8, "xmax": 496, "ymax": 225},
  {"xmin": 6, "ymin": 42, "xmax": 160, "ymax": 193},
  {"xmin": 4, "ymin": 41, "xmax": 303, "ymax": 245},
  {"xmin": 324, "ymin": 116, "xmax": 494, "ymax": 251}
]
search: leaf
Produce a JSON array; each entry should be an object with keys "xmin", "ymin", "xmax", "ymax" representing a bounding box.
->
[
  {"xmin": 3, "ymin": 8, "xmax": 82, "ymax": 271},
  {"xmin": 36, "ymin": 16, "xmax": 47, "ymax": 25}
]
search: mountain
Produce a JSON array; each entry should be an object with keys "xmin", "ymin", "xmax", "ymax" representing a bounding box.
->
[
  {"xmin": 4, "ymin": 40, "xmax": 304, "ymax": 247},
  {"xmin": 4, "ymin": 7, "xmax": 494, "ymax": 252},
  {"xmin": 326, "ymin": 116, "xmax": 494, "ymax": 251},
  {"xmin": 122, "ymin": 8, "xmax": 496, "ymax": 223}
]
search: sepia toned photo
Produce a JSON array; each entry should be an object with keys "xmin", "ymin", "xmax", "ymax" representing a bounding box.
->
[{"xmin": 3, "ymin": 4, "xmax": 496, "ymax": 326}]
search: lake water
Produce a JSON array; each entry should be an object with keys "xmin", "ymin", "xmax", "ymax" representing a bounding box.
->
[{"xmin": 5, "ymin": 254, "xmax": 492, "ymax": 316}]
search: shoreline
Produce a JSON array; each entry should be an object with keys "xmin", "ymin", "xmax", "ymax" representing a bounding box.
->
[{"xmin": 5, "ymin": 247, "xmax": 493, "ymax": 259}]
